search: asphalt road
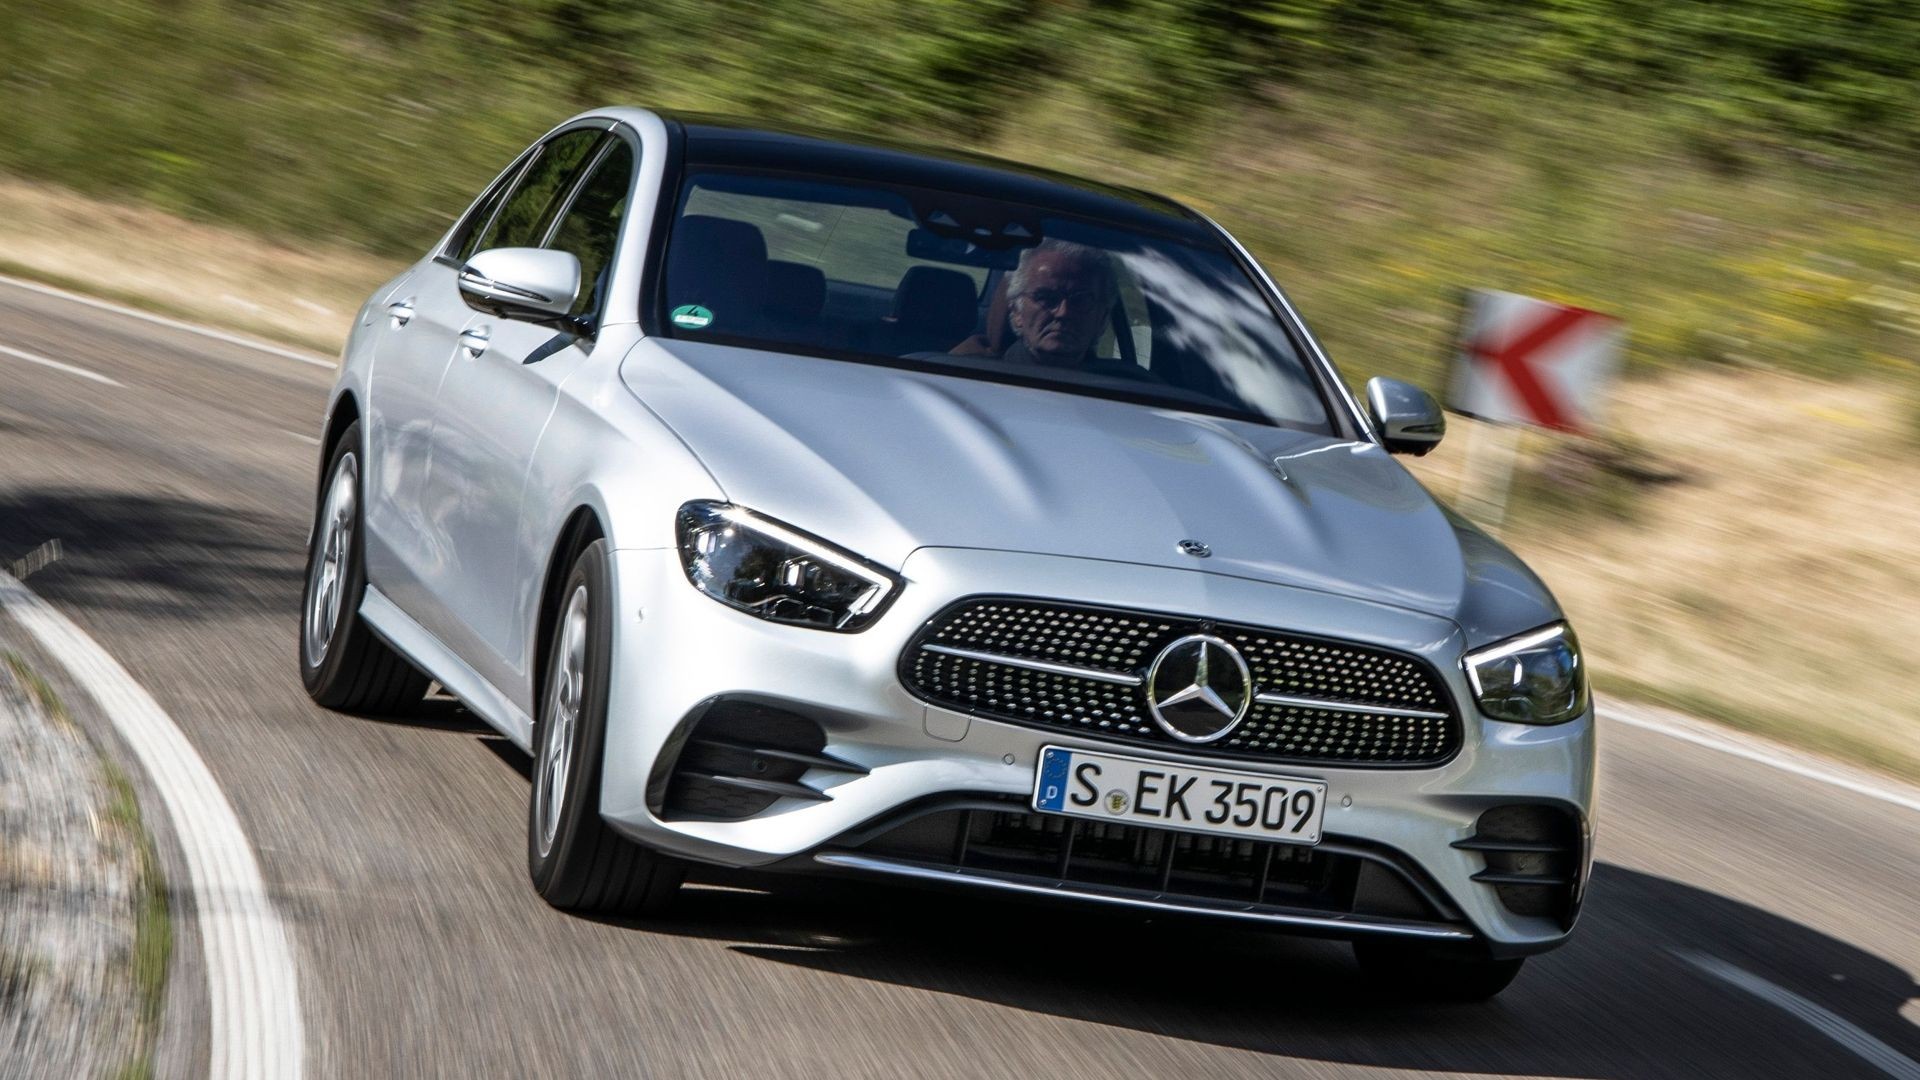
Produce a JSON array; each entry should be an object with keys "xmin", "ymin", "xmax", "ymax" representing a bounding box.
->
[{"xmin": 1, "ymin": 275, "xmax": 1916, "ymax": 1080}]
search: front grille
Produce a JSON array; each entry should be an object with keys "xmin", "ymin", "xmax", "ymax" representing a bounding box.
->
[{"xmin": 901, "ymin": 597, "xmax": 1460, "ymax": 766}]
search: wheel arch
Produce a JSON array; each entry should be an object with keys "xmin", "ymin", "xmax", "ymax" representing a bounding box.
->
[
  {"xmin": 532, "ymin": 506, "xmax": 609, "ymax": 725},
  {"xmin": 319, "ymin": 390, "xmax": 362, "ymax": 488}
]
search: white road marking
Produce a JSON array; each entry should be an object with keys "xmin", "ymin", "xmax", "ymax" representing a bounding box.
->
[
  {"xmin": 1676, "ymin": 951, "xmax": 1920, "ymax": 1080},
  {"xmin": 0, "ymin": 568, "xmax": 304, "ymax": 1079},
  {"xmin": 0, "ymin": 342, "xmax": 124, "ymax": 387},
  {"xmin": 282, "ymin": 429, "xmax": 323, "ymax": 446},
  {"xmin": 5, "ymin": 538, "xmax": 63, "ymax": 580},
  {"xmin": 0, "ymin": 271, "xmax": 336, "ymax": 370},
  {"xmin": 1604, "ymin": 700, "xmax": 1920, "ymax": 816}
]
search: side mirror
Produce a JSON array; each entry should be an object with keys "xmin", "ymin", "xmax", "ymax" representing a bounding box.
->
[
  {"xmin": 458, "ymin": 247, "xmax": 581, "ymax": 324},
  {"xmin": 1366, "ymin": 376, "xmax": 1446, "ymax": 456}
]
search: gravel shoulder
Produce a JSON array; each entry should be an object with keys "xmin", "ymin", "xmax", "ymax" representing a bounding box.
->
[{"xmin": 0, "ymin": 647, "xmax": 168, "ymax": 1080}]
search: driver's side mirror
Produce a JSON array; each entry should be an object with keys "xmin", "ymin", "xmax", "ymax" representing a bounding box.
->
[
  {"xmin": 1366, "ymin": 376, "xmax": 1446, "ymax": 456},
  {"xmin": 458, "ymin": 247, "xmax": 581, "ymax": 325}
]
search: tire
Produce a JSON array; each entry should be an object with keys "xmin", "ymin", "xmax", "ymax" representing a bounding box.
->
[
  {"xmin": 1352, "ymin": 938, "xmax": 1525, "ymax": 1003},
  {"xmin": 528, "ymin": 539, "xmax": 683, "ymax": 914},
  {"xmin": 299, "ymin": 421, "xmax": 429, "ymax": 714}
]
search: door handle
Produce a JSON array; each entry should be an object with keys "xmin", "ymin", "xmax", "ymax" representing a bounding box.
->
[
  {"xmin": 458, "ymin": 326, "xmax": 491, "ymax": 359},
  {"xmin": 386, "ymin": 297, "xmax": 415, "ymax": 328}
]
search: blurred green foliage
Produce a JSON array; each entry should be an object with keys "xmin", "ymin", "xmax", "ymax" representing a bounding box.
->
[{"xmin": 1, "ymin": 0, "xmax": 1916, "ymax": 384}]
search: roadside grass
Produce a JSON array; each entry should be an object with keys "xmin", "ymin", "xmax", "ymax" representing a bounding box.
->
[
  {"xmin": 101, "ymin": 760, "xmax": 170, "ymax": 1080},
  {"xmin": 989, "ymin": 79, "xmax": 1920, "ymax": 395},
  {"xmin": 0, "ymin": 178, "xmax": 380, "ymax": 356},
  {"xmin": 1410, "ymin": 368, "xmax": 1920, "ymax": 785},
  {"xmin": 3, "ymin": 649, "xmax": 74, "ymax": 732},
  {"xmin": 7, "ymin": 75, "xmax": 1920, "ymax": 391},
  {"xmin": 1498, "ymin": 435, "xmax": 1662, "ymax": 534},
  {"xmin": 1599, "ymin": 673, "xmax": 1920, "ymax": 781},
  {"xmin": 1, "ymin": 651, "xmax": 171, "ymax": 1080},
  {"xmin": 0, "ymin": 256, "xmax": 342, "ymax": 358}
]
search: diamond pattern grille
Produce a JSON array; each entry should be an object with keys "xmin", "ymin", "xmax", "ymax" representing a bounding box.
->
[{"xmin": 904, "ymin": 598, "xmax": 1460, "ymax": 766}]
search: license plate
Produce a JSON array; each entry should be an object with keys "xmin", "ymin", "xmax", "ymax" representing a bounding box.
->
[{"xmin": 1032, "ymin": 745, "xmax": 1327, "ymax": 844}]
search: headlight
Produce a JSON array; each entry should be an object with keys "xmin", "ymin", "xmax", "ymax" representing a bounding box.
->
[
  {"xmin": 1463, "ymin": 623, "xmax": 1588, "ymax": 725},
  {"xmin": 675, "ymin": 501, "xmax": 900, "ymax": 631}
]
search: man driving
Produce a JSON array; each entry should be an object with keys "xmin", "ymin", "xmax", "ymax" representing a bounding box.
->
[{"xmin": 1000, "ymin": 239, "xmax": 1118, "ymax": 368}]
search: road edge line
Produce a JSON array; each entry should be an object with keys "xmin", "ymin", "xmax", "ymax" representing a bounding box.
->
[
  {"xmin": 1603, "ymin": 698, "xmax": 1920, "ymax": 815},
  {"xmin": 0, "ymin": 568, "xmax": 305, "ymax": 1080},
  {"xmin": 0, "ymin": 271, "xmax": 337, "ymax": 369},
  {"xmin": 0, "ymin": 341, "xmax": 125, "ymax": 386},
  {"xmin": 1674, "ymin": 950, "xmax": 1920, "ymax": 1080}
]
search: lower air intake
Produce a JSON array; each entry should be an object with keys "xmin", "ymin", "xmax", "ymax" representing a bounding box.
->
[
  {"xmin": 1455, "ymin": 804, "xmax": 1584, "ymax": 928},
  {"xmin": 655, "ymin": 701, "xmax": 865, "ymax": 821}
]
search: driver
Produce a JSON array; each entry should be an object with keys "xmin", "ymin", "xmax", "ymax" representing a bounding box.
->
[{"xmin": 1001, "ymin": 239, "xmax": 1117, "ymax": 368}]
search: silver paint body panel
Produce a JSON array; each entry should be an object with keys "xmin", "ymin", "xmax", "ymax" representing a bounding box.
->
[{"xmin": 321, "ymin": 107, "xmax": 1594, "ymax": 955}]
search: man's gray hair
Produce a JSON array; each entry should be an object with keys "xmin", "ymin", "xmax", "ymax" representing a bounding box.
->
[{"xmin": 1006, "ymin": 239, "xmax": 1118, "ymax": 303}]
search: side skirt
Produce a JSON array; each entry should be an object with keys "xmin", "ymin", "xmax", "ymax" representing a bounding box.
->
[{"xmin": 360, "ymin": 585, "xmax": 535, "ymax": 751}]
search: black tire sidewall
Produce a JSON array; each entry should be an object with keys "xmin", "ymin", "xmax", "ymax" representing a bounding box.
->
[
  {"xmin": 528, "ymin": 539, "xmax": 617, "ymax": 896},
  {"xmin": 299, "ymin": 423, "xmax": 369, "ymax": 698}
]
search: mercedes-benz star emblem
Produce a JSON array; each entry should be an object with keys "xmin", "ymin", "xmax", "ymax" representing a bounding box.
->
[
  {"xmin": 1145, "ymin": 634, "xmax": 1252, "ymax": 743},
  {"xmin": 1177, "ymin": 539, "xmax": 1211, "ymax": 558}
]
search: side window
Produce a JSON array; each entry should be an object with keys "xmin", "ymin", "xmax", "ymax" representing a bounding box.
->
[
  {"xmin": 452, "ymin": 159, "xmax": 526, "ymax": 263},
  {"xmin": 470, "ymin": 129, "xmax": 602, "ymax": 255},
  {"xmin": 681, "ymin": 186, "xmax": 988, "ymax": 293},
  {"xmin": 545, "ymin": 141, "xmax": 635, "ymax": 320}
]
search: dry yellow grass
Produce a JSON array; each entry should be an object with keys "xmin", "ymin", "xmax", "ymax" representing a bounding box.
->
[
  {"xmin": 2, "ymin": 180, "xmax": 1914, "ymax": 779},
  {"xmin": 1411, "ymin": 370, "xmax": 1920, "ymax": 780},
  {"xmin": 0, "ymin": 178, "xmax": 397, "ymax": 354}
]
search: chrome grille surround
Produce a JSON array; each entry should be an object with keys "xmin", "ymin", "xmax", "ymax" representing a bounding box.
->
[{"xmin": 901, "ymin": 597, "xmax": 1461, "ymax": 767}]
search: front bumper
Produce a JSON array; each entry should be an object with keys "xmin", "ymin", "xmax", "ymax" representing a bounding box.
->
[{"xmin": 599, "ymin": 545, "xmax": 1596, "ymax": 956}]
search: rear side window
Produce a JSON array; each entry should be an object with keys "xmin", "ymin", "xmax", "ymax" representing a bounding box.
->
[
  {"xmin": 546, "ymin": 141, "xmax": 635, "ymax": 320},
  {"xmin": 471, "ymin": 129, "xmax": 602, "ymax": 254},
  {"xmin": 683, "ymin": 185, "xmax": 986, "ymax": 292}
]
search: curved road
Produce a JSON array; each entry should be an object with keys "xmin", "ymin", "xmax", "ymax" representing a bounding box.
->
[{"xmin": 1, "ymin": 275, "xmax": 1916, "ymax": 1079}]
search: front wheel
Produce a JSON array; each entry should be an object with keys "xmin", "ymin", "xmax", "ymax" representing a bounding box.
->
[
  {"xmin": 528, "ymin": 539, "xmax": 682, "ymax": 914},
  {"xmin": 299, "ymin": 422, "xmax": 428, "ymax": 714},
  {"xmin": 1352, "ymin": 938, "xmax": 1525, "ymax": 1002}
]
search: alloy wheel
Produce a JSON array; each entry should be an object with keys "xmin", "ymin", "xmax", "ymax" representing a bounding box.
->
[
  {"xmin": 535, "ymin": 584, "xmax": 589, "ymax": 858},
  {"xmin": 303, "ymin": 453, "xmax": 358, "ymax": 669}
]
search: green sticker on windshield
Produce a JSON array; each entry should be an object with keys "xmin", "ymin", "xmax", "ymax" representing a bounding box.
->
[{"xmin": 670, "ymin": 304, "xmax": 713, "ymax": 329}]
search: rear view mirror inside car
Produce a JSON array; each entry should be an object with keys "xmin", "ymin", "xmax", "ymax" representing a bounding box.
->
[{"xmin": 906, "ymin": 228, "xmax": 1023, "ymax": 268}]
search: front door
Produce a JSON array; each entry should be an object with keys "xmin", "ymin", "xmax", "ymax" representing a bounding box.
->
[
  {"xmin": 416, "ymin": 135, "xmax": 637, "ymax": 695},
  {"xmin": 368, "ymin": 126, "xmax": 603, "ymax": 650}
]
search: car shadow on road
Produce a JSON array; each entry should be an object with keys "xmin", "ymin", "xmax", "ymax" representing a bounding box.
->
[
  {"xmin": 0, "ymin": 488, "xmax": 298, "ymax": 619},
  {"xmin": 605, "ymin": 862, "xmax": 1919, "ymax": 1078}
]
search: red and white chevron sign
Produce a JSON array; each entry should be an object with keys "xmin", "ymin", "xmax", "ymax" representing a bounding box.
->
[{"xmin": 1446, "ymin": 290, "xmax": 1623, "ymax": 433}]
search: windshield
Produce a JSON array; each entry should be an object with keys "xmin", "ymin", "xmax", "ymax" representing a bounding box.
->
[{"xmin": 659, "ymin": 170, "xmax": 1333, "ymax": 433}]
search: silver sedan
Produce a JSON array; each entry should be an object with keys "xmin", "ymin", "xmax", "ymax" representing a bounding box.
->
[{"xmin": 300, "ymin": 107, "xmax": 1594, "ymax": 1001}]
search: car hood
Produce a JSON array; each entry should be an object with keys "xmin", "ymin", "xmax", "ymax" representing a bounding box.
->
[{"xmin": 622, "ymin": 340, "xmax": 1559, "ymax": 641}]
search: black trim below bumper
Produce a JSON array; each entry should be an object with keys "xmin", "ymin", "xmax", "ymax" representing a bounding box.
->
[{"xmin": 812, "ymin": 851, "xmax": 1476, "ymax": 944}]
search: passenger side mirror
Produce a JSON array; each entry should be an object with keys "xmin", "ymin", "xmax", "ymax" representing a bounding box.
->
[
  {"xmin": 1366, "ymin": 376, "xmax": 1446, "ymax": 456},
  {"xmin": 459, "ymin": 247, "xmax": 581, "ymax": 324}
]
